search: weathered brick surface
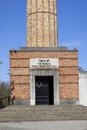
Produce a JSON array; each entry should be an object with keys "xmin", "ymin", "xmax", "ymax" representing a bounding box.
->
[
  {"xmin": 59, "ymin": 75, "xmax": 78, "ymax": 83},
  {"xmin": 11, "ymin": 76, "xmax": 30, "ymax": 84},
  {"xmin": 59, "ymin": 84, "xmax": 79, "ymax": 99},
  {"xmin": 13, "ymin": 85, "xmax": 30, "ymax": 100},
  {"xmin": 49, "ymin": 14, "xmax": 55, "ymax": 47},
  {"xmin": 10, "ymin": 51, "xmax": 78, "ymax": 59},
  {"xmin": 59, "ymin": 67, "xmax": 78, "ymax": 75},
  {"xmin": 10, "ymin": 68, "xmax": 30, "ymax": 75},
  {"xmin": 10, "ymin": 59, "xmax": 29, "ymax": 67},
  {"xmin": 10, "ymin": 50, "xmax": 79, "ymax": 101},
  {"xmin": 59, "ymin": 51, "xmax": 78, "ymax": 58},
  {"xmin": 32, "ymin": 14, "xmax": 37, "ymax": 46},
  {"xmin": 37, "ymin": 13, "xmax": 43, "ymax": 47},
  {"xmin": 59, "ymin": 59, "xmax": 78, "ymax": 67},
  {"xmin": 27, "ymin": 0, "xmax": 58, "ymax": 47}
]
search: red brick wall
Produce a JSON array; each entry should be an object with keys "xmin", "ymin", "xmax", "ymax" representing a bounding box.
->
[{"xmin": 10, "ymin": 50, "xmax": 79, "ymax": 101}]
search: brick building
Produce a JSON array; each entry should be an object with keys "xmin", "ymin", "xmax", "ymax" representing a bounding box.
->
[{"xmin": 10, "ymin": 0, "xmax": 79, "ymax": 105}]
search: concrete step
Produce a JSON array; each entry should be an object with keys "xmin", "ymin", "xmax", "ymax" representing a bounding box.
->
[{"xmin": 0, "ymin": 105, "xmax": 87, "ymax": 121}]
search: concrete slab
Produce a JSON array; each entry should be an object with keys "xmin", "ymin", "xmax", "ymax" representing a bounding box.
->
[{"xmin": 0, "ymin": 121, "xmax": 87, "ymax": 130}]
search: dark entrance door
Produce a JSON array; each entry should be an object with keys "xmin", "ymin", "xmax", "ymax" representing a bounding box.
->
[{"xmin": 35, "ymin": 76, "xmax": 54, "ymax": 105}]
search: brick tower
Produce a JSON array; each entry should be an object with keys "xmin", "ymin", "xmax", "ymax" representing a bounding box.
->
[
  {"xmin": 10, "ymin": 0, "xmax": 79, "ymax": 105},
  {"xmin": 27, "ymin": 0, "xmax": 58, "ymax": 47}
]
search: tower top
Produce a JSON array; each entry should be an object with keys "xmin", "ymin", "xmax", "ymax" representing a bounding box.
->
[{"xmin": 27, "ymin": 0, "xmax": 58, "ymax": 47}]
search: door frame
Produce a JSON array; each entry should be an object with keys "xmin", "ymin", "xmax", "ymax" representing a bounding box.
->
[{"xmin": 30, "ymin": 70, "xmax": 59, "ymax": 105}]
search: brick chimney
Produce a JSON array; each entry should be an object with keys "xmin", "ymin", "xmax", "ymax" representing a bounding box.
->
[{"xmin": 27, "ymin": 0, "xmax": 58, "ymax": 47}]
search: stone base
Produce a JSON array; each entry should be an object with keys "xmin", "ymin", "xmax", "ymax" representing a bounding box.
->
[
  {"xmin": 12, "ymin": 99, "xmax": 79, "ymax": 106},
  {"xmin": 12, "ymin": 100, "xmax": 30, "ymax": 105},
  {"xmin": 60, "ymin": 99, "xmax": 79, "ymax": 105}
]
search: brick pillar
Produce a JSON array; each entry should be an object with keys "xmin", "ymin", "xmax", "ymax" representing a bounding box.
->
[{"xmin": 27, "ymin": 0, "xmax": 58, "ymax": 47}]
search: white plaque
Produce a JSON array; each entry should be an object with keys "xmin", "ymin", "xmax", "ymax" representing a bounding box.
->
[{"xmin": 30, "ymin": 58, "xmax": 59, "ymax": 68}]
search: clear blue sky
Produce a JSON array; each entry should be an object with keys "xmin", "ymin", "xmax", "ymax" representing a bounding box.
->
[{"xmin": 0, "ymin": 0, "xmax": 87, "ymax": 82}]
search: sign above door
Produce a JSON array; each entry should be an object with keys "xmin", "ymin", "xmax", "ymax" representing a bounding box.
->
[{"xmin": 30, "ymin": 58, "xmax": 59, "ymax": 68}]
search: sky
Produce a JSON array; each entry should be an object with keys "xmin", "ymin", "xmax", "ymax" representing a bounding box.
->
[{"xmin": 0, "ymin": 0, "xmax": 87, "ymax": 82}]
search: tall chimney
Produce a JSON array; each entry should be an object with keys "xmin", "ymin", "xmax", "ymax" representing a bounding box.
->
[{"xmin": 27, "ymin": 0, "xmax": 58, "ymax": 47}]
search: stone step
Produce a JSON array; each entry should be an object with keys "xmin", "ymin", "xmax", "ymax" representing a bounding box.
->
[
  {"xmin": 0, "ymin": 105, "xmax": 87, "ymax": 121},
  {"xmin": 2, "ymin": 106, "xmax": 84, "ymax": 111}
]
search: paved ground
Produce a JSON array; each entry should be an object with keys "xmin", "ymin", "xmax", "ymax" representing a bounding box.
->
[{"xmin": 0, "ymin": 121, "xmax": 87, "ymax": 130}]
